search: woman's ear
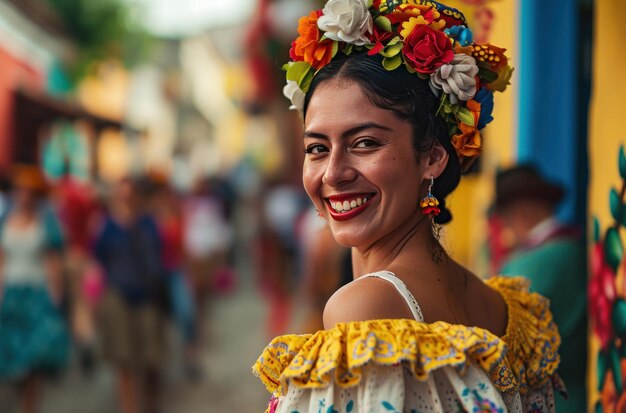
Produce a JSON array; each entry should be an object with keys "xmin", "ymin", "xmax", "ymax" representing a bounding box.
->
[{"xmin": 423, "ymin": 142, "xmax": 449, "ymax": 179}]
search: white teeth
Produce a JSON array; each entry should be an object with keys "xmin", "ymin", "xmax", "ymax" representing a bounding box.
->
[{"xmin": 330, "ymin": 196, "xmax": 371, "ymax": 213}]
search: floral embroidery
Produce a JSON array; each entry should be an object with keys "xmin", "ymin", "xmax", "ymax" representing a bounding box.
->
[{"xmin": 473, "ymin": 398, "xmax": 503, "ymax": 413}]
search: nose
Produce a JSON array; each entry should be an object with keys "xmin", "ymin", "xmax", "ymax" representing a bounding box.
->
[{"xmin": 322, "ymin": 149, "xmax": 357, "ymax": 187}]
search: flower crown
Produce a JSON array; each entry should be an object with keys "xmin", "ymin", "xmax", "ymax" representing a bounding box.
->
[{"xmin": 283, "ymin": 0, "xmax": 513, "ymax": 170}]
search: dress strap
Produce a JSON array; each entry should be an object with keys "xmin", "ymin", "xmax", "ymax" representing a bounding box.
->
[{"xmin": 360, "ymin": 271, "xmax": 424, "ymax": 322}]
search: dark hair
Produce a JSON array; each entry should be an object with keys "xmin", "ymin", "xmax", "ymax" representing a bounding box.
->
[{"xmin": 303, "ymin": 52, "xmax": 461, "ymax": 224}]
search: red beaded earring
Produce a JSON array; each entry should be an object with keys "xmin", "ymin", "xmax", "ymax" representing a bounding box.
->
[{"xmin": 420, "ymin": 176, "xmax": 441, "ymax": 217}]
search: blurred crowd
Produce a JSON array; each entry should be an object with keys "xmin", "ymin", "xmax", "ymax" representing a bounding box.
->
[{"xmin": 0, "ymin": 161, "xmax": 338, "ymax": 413}]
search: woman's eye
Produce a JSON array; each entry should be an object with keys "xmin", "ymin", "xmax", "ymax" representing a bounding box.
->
[
  {"xmin": 353, "ymin": 138, "xmax": 379, "ymax": 149},
  {"xmin": 304, "ymin": 144, "xmax": 328, "ymax": 154}
]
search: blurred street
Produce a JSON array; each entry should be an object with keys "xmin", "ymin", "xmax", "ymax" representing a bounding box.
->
[{"xmin": 0, "ymin": 273, "xmax": 270, "ymax": 413}]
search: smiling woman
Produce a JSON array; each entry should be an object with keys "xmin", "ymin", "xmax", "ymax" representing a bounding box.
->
[{"xmin": 253, "ymin": 1, "xmax": 564, "ymax": 412}]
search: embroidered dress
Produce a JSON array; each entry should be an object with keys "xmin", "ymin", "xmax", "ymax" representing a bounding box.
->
[{"xmin": 253, "ymin": 273, "xmax": 564, "ymax": 413}]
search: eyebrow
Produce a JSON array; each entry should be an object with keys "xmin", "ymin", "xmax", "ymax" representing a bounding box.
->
[{"xmin": 303, "ymin": 122, "xmax": 393, "ymax": 140}]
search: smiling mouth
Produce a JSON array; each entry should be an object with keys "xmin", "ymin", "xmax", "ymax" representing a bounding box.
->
[{"xmin": 325, "ymin": 193, "xmax": 375, "ymax": 221}]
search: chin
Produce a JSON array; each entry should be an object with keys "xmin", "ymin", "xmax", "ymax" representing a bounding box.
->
[{"xmin": 329, "ymin": 227, "xmax": 373, "ymax": 249}]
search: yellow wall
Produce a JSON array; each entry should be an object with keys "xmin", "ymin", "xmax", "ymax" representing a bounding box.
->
[
  {"xmin": 444, "ymin": 0, "xmax": 518, "ymax": 273},
  {"xmin": 588, "ymin": 0, "xmax": 626, "ymax": 411}
]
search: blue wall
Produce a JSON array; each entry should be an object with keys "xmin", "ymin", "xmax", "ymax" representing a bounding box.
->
[{"xmin": 518, "ymin": 0, "xmax": 588, "ymax": 224}]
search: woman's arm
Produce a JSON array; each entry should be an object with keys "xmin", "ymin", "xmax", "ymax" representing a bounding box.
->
[{"xmin": 44, "ymin": 251, "xmax": 64, "ymax": 306}]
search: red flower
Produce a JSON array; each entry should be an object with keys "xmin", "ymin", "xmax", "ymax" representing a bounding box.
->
[
  {"xmin": 422, "ymin": 206, "xmax": 441, "ymax": 216},
  {"xmin": 402, "ymin": 25, "xmax": 454, "ymax": 74},
  {"xmin": 289, "ymin": 10, "xmax": 334, "ymax": 70},
  {"xmin": 589, "ymin": 242, "xmax": 617, "ymax": 350},
  {"xmin": 367, "ymin": 25, "xmax": 394, "ymax": 56}
]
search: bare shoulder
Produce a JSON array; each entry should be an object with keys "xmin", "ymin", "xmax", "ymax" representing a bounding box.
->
[
  {"xmin": 468, "ymin": 274, "xmax": 508, "ymax": 336},
  {"xmin": 322, "ymin": 276, "xmax": 415, "ymax": 329}
]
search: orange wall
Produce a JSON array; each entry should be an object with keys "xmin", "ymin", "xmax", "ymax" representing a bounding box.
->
[{"xmin": 0, "ymin": 47, "xmax": 45, "ymax": 169}]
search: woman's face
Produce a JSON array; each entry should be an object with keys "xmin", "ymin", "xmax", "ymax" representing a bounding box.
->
[
  {"xmin": 13, "ymin": 187, "xmax": 37, "ymax": 210},
  {"xmin": 303, "ymin": 79, "xmax": 429, "ymax": 248}
]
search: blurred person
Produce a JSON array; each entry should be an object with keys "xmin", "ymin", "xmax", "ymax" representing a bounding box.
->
[
  {"xmin": 256, "ymin": 183, "xmax": 306, "ymax": 338},
  {"xmin": 51, "ymin": 165, "xmax": 101, "ymax": 375},
  {"xmin": 183, "ymin": 177, "xmax": 234, "ymax": 341},
  {"xmin": 94, "ymin": 177, "xmax": 167, "ymax": 413},
  {"xmin": 253, "ymin": 1, "xmax": 563, "ymax": 411},
  {"xmin": 297, "ymin": 207, "xmax": 351, "ymax": 333},
  {"xmin": 492, "ymin": 164, "xmax": 587, "ymax": 412},
  {"xmin": 0, "ymin": 164, "xmax": 68, "ymax": 413},
  {"xmin": 148, "ymin": 173, "xmax": 200, "ymax": 380}
]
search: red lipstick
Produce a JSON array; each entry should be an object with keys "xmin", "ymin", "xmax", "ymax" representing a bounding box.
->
[{"xmin": 326, "ymin": 193, "xmax": 375, "ymax": 222}]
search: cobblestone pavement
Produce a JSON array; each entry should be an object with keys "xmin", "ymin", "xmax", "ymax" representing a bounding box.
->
[{"xmin": 0, "ymin": 277, "xmax": 270, "ymax": 413}]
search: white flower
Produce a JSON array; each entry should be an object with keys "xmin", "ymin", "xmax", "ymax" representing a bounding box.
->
[
  {"xmin": 283, "ymin": 80, "xmax": 306, "ymax": 112},
  {"xmin": 317, "ymin": 0, "xmax": 373, "ymax": 46},
  {"xmin": 429, "ymin": 54, "xmax": 479, "ymax": 104}
]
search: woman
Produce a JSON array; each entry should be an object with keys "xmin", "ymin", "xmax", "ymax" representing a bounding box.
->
[
  {"xmin": 253, "ymin": 1, "xmax": 563, "ymax": 412},
  {"xmin": 0, "ymin": 164, "xmax": 68, "ymax": 413}
]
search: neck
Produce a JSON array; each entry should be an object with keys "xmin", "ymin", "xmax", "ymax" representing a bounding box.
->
[{"xmin": 351, "ymin": 212, "xmax": 442, "ymax": 277}]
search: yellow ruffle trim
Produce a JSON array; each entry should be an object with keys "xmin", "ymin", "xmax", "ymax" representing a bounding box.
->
[
  {"xmin": 253, "ymin": 276, "xmax": 561, "ymax": 397},
  {"xmin": 485, "ymin": 276, "xmax": 561, "ymax": 393}
]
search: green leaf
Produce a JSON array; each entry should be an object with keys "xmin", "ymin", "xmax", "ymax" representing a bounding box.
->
[
  {"xmin": 615, "ymin": 299, "xmax": 626, "ymax": 338},
  {"xmin": 300, "ymin": 70, "xmax": 315, "ymax": 93},
  {"xmin": 346, "ymin": 401, "xmax": 354, "ymax": 412},
  {"xmin": 611, "ymin": 188, "xmax": 622, "ymax": 223},
  {"xmin": 382, "ymin": 55, "xmax": 402, "ymax": 71},
  {"xmin": 343, "ymin": 43, "xmax": 354, "ymax": 56},
  {"xmin": 386, "ymin": 36, "xmax": 402, "ymax": 46},
  {"xmin": 380, "ymin": 42, "xmax": 403, "ymax": 58},
  {"xmin": 285, "ymin": 61, "xmax": 313, "ymax": 84},
  {"xmin": 436, "ymin": 93, "xmax": 446, "ymax": 116},
  {"xmin": 594, "ymin": 216, "xmax": 601, "ymax": 243},
  {"xmin": 456, "ymin": 106, "xmax": 475, "ymax": 126},
  {"xmin": 331, "ymin": 40, "xmax": 339, "ymax": 58},
  {"xmin": 611, "ymin": 342, "xmax": 624, "ymax": 393},
  {"xmin": 374, "ymin": 16, "xmax": 392, "ymax": 32},
  {"xmin": 598, "ymin": 350, "xmax": 608, "ymax": 391},
  {"xmin": 605, "ymin": 227, "xmax": 624, "ymax": 271},
  {"xmin": 620, "ymin": 145, "xmax": 626, "ymax": 180},
  {"xmin": 477, "ymin": 62, "xmax": 498, "ymax": 83}
]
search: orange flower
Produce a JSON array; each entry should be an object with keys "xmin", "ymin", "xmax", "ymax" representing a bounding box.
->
[
  {"xmin": 451, "ymin": 100, "xmax": 482, "ymax": 166},
  {"xmin": 289, "ymin": 11, "xmax": 335, "ymax": 70},
  {"xmin": 391, "ymin": 4, "xmax": 445, "ymax": 31}
]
